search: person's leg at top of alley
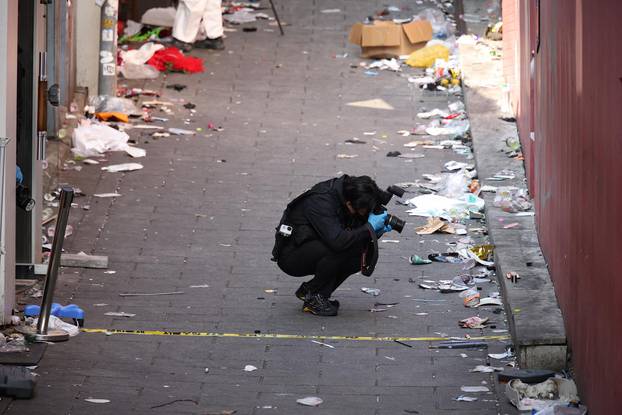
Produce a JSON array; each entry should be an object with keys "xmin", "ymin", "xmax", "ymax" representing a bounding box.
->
[{"xmin": 172, "ymin": 0, "xmax": 224, "ymax": 52}]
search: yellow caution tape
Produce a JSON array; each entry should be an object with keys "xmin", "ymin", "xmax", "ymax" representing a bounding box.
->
[{"xmin": 81, "ymin": 328, "xmax": 509, "ymax": 343}]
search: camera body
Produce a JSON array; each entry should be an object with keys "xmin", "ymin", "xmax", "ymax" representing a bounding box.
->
[
  {"xmin": 374, "ymin": 185, "xmax": 406, "ymax": 233},
  {"xmin": 16, "ymin": 184, "xmax": 35, "ymax": 212}
]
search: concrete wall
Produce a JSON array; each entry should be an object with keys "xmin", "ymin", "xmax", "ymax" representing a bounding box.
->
[
  {"xmin": 75, "ymin": 1, "xmax": 101, "ymax": 97},
  {"xmin": 503, "ymin": 1, "xmax": 622, "ymax": 413},
  {"xmin": 0, "ymin": 1, "xmax": 19, "ymax": 323}
]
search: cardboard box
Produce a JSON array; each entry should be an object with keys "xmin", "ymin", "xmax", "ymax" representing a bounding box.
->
[{"xmin": 348, "ymin": 20, "xmax": 433, "ymax": 59}]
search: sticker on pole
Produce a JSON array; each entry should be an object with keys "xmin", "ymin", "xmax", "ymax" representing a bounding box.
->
[
  {"xmin": 101, "ymin": 29, "xmax": 114, "ymax": 42},
  {"xmin": 102, "ymin": 63, "xmax": 116, "ymax": 76}
]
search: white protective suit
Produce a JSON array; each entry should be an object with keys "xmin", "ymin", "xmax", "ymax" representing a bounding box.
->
[{"xmin": 173, "ymin": 0, "xmax": 223, "ymax": 43}]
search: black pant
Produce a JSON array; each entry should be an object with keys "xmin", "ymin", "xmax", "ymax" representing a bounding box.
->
[{"xmin": 277, "ymin": 239, "xmax": 364, "ymax": 298}]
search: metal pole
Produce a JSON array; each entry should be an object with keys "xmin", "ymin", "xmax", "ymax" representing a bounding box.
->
[
  {"xmin": 97, "ymin": 0, "xmax": 118, "ymax": 96},
  {"xmin": 35, "ymin": 186, "xmax": 74, "ymax": 341},
  {"xmin": 0, "ymin": 138, "xmax": 9, "ymax": 258},
  {"xmin": 268, "ymin": 0, "xmax": 284, "ymax": 36}
]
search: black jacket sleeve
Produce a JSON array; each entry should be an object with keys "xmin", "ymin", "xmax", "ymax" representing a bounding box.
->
[{"xmin": 302, "ymin": 193, "xmax": 371, "ymax": 252}]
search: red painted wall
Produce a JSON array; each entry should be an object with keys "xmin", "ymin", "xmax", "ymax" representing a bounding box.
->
[{"xmin": 503, "ymin": 1, "xmax": 622, "ymax": 413}]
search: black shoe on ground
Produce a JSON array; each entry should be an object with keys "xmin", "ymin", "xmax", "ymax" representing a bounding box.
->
[
  {"xmin": 296, "ymin": 282, "xmax": 339, "ymax": 308},
  {"xmin": 303, "ymin": 293, "xmax": 338, "ymax": 317},
  {"xmin": 194, "ymin": 37, "xmax": 225, "ymax": 50},
  {"xmin": 172, "ymin": 38, "xmax": 193, "ymax": 53}
]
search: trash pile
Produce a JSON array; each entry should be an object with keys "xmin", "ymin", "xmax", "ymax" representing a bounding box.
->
[{"xmin": 342, "ymin": 3, "xmax": 586, "ymax": 411}]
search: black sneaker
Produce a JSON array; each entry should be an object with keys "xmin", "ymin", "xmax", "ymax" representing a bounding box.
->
[
  {"xmin": 296, "ymin": 282, "xmax": 339, "ymax": 308},
  {"xmin": 195, "ymin": 37, "xmax": 225, "ymax": 50},
  {"xmin": 172, "ymin": 38, "xmax": 193, "ymax": 53},
  {"xmin": 303, "ymin": 293, "xmax": 338, "ymax": 316}
]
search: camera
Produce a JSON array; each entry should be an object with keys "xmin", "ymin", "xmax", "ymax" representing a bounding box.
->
[
  {"xmin": 375, "ymin": 185, "xmax": 406, "ymax": 233},
  {"xmin": 16, "ymin": 184, "xmax": 35, "ymax": 212}
]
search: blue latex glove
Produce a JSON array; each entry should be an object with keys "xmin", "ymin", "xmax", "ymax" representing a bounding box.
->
[
  {"xmin": 367, "ymin": 211, "xmax": 388, "ymax": 233},
  {"xmin": 16, "ymin": 166, "xmax": 23, "ymax": 185}
]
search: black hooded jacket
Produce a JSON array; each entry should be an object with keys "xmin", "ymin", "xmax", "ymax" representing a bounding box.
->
[{"xmin": 280, "ymin": 176, "xmax": 372, "ymax": 253}]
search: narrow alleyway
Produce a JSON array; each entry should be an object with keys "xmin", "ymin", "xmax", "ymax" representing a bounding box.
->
[{"xmin": 7, "ymin": 1, "xmax": 515, "ymax": 414}]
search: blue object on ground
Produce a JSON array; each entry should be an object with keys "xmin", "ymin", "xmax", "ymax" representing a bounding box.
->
[{"xmin": 24, "ymin": 303, "xmax": 84, "ymax": 320}]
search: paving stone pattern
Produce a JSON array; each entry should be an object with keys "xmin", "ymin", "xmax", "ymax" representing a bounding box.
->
[{"xmin": 6, "ymin": 1, "xmax": 517, "ymax": 414}]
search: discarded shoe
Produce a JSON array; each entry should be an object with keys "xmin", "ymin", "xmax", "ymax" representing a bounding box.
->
[
  {"xmin": 296, "ymin": 282, "xmax": 339, "ymax": 308},
  {"xmin": 195, "ymin": 37, "xmax": 225, "ymax": 50},
  {"xmin": 303, "ymin": 293, "xmax": 338, "ymax": 316}
]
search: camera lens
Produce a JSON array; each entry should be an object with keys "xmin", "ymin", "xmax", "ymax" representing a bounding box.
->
[{"xmin": 386, "ymin": 214, "xmax": 405, "ymax": 233}]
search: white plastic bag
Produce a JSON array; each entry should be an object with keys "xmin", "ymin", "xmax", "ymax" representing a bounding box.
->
[
  {"xmin": 120, "ymin": 42, "xmax": 163, "ymax": 65},
  {"xmin": 33, "ymin": 315, "xmax": 80, "ymax": 337},
  {"xmin": 72, "ymin": 121, "xmax": 130, "ymax": 157},
  {"xmin": 119, "ymin": 63, "xmax": 160, "ymax": 80}
]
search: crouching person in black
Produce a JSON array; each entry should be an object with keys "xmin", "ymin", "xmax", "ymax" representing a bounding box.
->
[{"xmin": 271, "ymin": 175, "xmax": 393, "ymax": 316}]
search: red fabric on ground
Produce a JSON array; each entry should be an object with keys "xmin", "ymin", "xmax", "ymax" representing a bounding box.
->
[{"xmin": 147, "ymin": 47, "xmax": 204, "ymax": 73}]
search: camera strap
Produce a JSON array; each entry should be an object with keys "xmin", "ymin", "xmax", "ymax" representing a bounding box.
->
[{"xmin": 361, "ymin": 227, "xmax": 379, "ymax": 276}]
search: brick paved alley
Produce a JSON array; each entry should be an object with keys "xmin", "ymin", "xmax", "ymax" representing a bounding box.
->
[{"xmin": 6, "ymin": 1, "xmax": 516, "ymax": 414}]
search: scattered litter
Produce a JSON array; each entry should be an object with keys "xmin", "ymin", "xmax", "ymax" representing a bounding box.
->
[
  {"xmin": 489, "ymin": 350, "xmax": 513, "ymax": 359},
  {"xmin": 417, "ymin": 109, "xmax": 449, "ymax": 119},
  {"xmin": 125, "ymin": 147, "xmax": 146, "ymax": 158},
  {"xmin": 361, "ymin": 287, "xmax": 380, "ymax": 296},
  {"xmin": 444, "ymin": 161, "xmax": 473, "ymax": 171},
  {"xmin": 476, "ymin": 297, "xmax": 503, "ymax": 307},
  {"xmin": 189, "ymin": 284, "xmax": 209, "ymax": 288},
  {"xmin": 454, "ymin": 395, "xmax": 478, "ymax": 402},
  {"xmin": 430, "ymin": 341, "xmax": 488, "ymax": 349},
  {"xmin": 104, "ymin": 312, "xmax": 136, "ymax": 318},
  {"xmin": 428, "ymin": 253, "xmax": 464, "ymax": 264},
  {"xmin": 84, "ymin": 398, "xmax": 111, "ymax": 404},
  {"xmin": 345, "ymin": 138, "xmax": 366, "ymax": 144},
  {"xmin": 224, "ymin": 10, "xmax": 259, "ymax": 24},
  {"xmin": 346, "ymin": 99, "xmax": 394, "ymax": 110},
  {"xmin": 296, "ymin": 397, "xmax": 323, "ymax": 407},
  {"xmin": 381, "ymin": 239, "xmax": 400, "ymax": 243},
  {"xmin": 337, "ymin": 154, "xmax": 359, "ymax": 159},
  {"xmin": 505, "ymin": 378, "xmax": 580, "ymax": 412},
  {"xmin": 320, "ymin": 8, "xmax": 341, "ymax": 13},
  {"xmin": 94, "ymin": 193, "xmax": 122, "ymax": 198},
  {"xmin": 72, "ymin": 121, "xmax": 130, "ymax": 158},
  {"xmin": 471, "ymin": 365, "xmax": 503, "ymax": 373},
  {"xmin": 416, "ymin": 217, "xmax": 466, "ymax": 235},
  {"xmin": 169, "ymin": 127, "xmax": 196, "ymax": 135},
  {"xmin": 33, "ymin": 315, "xmax": 79, "ymax": 337},
  {"xmin": 461, "ymin": 386, "xmax": 490, "ymax": 393},
  {"xmin": 348, "ymin": 19, "xmax": 433, "ymax": 59},
  {"xmin": 147, "ymin": 47, "xmax": 204, "ymax": 73},
  {"xmin": 370, "ymin": 308, "xmax": 388, "ymax": 312},
  {"xmin": 367, "ymin": 58, "xmax": 401, "ymax": 72},
  {"xmin": 311, "ymin": 340, "xmax": 335, "ymax": 349},
  {"xmin": 82, "ymin": 159, "xmax": 100, "ymax": 165},
  {"xmin": 119, "ymin": 291, "xmax": 184, "ymax": 297},
  {"xmin": 406, "ymin": 44, "xmax": 449, "ymax": 68},
  {"xmin": 398, "ymin": 153, "xmax": 425, "ymax": 159},
  {"xmin": 409, "ymin": 255, "xmax": 432, "ymax": 265},
  {"xmin": 494, "ymin": 187, "xmax": 532, "ymax": 212},
  {"xmin": 386, "ymin": 151, "xmax": 401, "ymax": 157},
  {"xmin": 459, "ymin": 316, "xmax": 489, "ymax": 329},
  {"xmin": 166, "ymin": 83, "xmax": 186, "ymax": 92},
  {"xmin": 460, "ymin": 288, "xmax": 480, "ymax": 307},
  {"xmin": 405, "ymin": 193, "xmax": 484, "ymax": 221},
  {"xmin": 244, "ymin": 365, "xmax": 258, "ymax": 372},
  {"xmin": 101, "ymin": 163, "xmax": 144, "ymax": 173},
  {"xmin": 96, "ymin": 112, "xmax": 129, "ymax": 122}
]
